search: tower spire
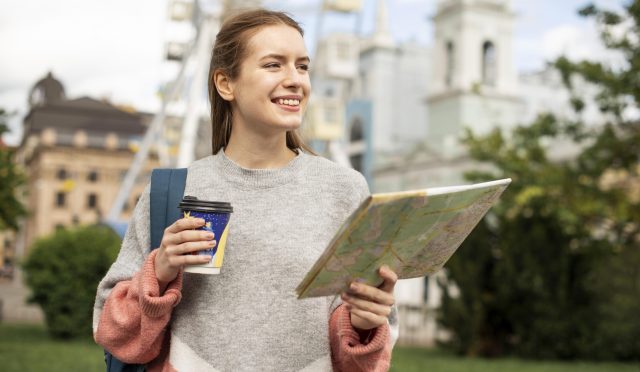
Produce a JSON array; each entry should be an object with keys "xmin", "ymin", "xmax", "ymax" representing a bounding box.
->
[{"xmin": 372, "ymin": 0, "xmax": 393, "ymax": 47}]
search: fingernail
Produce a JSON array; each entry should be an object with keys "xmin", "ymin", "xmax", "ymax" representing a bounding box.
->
[{"xmin": 350, "ymin": 283, "xmax": 358, "ymax": 291}]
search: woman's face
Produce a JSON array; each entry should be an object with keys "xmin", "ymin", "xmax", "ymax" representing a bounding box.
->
[{"xmin": 229, "ymin": 24, "xmax": 311, "ymax": 136}]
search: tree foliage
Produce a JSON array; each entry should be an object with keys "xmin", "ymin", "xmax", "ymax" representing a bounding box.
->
[
  {"xmin": 23, "ymin": 225, "xmax": 120, "ymax": 339},
  {"xmin": 0, "ymin": 108, "xmax": 27, "ymax": 231},
  {"xmin": 438, "ymin": 1, "xmax": 640, "ymax": 360}
]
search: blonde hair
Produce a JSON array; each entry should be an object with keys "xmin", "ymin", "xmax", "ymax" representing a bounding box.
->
[{"xmin": 208, "ymin": 9, "xmax": 316, "ymax": 155}]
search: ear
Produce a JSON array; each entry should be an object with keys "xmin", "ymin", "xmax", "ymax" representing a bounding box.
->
[{"xmin": 214, "ymin": 70, "xmax": 234, "ymax": 102}]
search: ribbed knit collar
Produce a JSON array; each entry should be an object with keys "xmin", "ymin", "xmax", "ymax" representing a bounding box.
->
[{"xmin": 211, "ymin": 148, "xmax": 306, "ymax": 189}]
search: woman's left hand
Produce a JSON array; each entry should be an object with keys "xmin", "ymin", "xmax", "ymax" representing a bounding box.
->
[{"xmin": 340, "ymin": 265, "xmax": 398, "ymax": 331}]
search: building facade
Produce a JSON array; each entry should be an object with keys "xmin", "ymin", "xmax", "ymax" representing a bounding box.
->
[{"xmin": 15, "ymin": 73, "xmax": 160, "ymax": 256}]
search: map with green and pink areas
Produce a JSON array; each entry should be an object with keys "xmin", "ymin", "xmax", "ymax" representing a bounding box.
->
[{"xmin": 296, "ymin": 179, "xmax": 512, "ymax": 299}]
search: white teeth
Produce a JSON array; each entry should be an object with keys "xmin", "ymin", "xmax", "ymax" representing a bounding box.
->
[{"xmin": 276, "ymin": 98, "xmax": 300, "ymax": 106}]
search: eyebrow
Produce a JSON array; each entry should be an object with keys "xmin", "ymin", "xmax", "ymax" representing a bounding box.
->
[{"xmin": 259, "ymin": 53, "xmax": 311, "ymax": 63}]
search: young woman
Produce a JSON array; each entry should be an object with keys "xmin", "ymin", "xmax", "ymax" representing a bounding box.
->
[{"xmin": 94, "ymin": 9, "xmax": 397, "ymax": 371}]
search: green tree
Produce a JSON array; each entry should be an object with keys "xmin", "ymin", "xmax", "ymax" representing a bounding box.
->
[
  {"xmin": 438, "ymin": 1, "xmax": 640, "ymax": 360},
  {"xmin": 23, "ymin": 225, "xmax": 120, "ymax": 339},
  {"xmin": 0, "ymin": 108, "xmax": 27, "ymax": 231}
]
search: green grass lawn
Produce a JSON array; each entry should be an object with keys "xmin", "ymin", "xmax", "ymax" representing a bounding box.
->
[
  {"xmin": 0, "ymin": 324, "xmax": 638, "ymax": 371},
  {"xmin": 391, "ymin": 346, "xmax": 640, "ymax": 372},
  {"xmin": 0, "ymin": 324, "xmax": 105, "ymax": 372}
]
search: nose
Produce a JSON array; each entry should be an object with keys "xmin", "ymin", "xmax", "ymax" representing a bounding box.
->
[{"xmin": 282, "ymin": 65, "xmax": 304, "ymax": 89}]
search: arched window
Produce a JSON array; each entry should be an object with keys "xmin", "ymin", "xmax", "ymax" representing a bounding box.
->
[
  {"xmin": 350, "ymin": 117, "xmax": 364, "ymax": 142},
  {"xmin": 482, "ymin": 41, "xmax": 497, "ymax": 86},
  {"xmin": 349, "ymin": 117, "xmax": 365, "ymax": 173},
  {"xmin": 445, "ymin": 41, "xmax": 455, "ymax": 87}
]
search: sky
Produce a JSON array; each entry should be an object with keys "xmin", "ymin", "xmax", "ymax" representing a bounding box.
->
[{"xmin": 0, "ymin": 0, "xmax": 626, "ymax": 145}]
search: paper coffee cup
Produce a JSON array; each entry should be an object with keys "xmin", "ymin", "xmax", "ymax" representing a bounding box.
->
[{"xmin": 178, "ymin": 196, "xmax": 233, "ymax": 274}]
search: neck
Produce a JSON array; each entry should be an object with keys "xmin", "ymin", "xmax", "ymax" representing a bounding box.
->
[{"xmin": 224, "ymin": 127, "xmax": 297, "ymax": 169}]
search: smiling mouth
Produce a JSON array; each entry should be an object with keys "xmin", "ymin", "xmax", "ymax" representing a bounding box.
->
[{"xmin": 271, "ymin": 98, "xmax": 300, "ymax": 107}]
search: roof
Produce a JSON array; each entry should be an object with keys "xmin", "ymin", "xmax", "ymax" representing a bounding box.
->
[
  {"xmin": 29, "ymin": 71, "xmax": 66, "ymax": 107},
  {"xmin": 24, "ymin": 96, "xmax": 148, "ymax": 136}
]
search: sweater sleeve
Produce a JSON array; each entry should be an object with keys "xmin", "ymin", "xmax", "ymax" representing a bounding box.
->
[
  {"xmin": 94, "ymin": 184, "xmax": 152, "ymax": 334},
  {"xmin": 95, "ymin": 249, "xmax": 183, "ymax": 364},
  {"xmin": 329, "ymin": 304, "xmax": 392, "ymax": 372}
]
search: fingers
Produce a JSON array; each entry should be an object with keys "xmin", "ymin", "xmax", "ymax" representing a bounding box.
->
[
  {"xmin": 341, "ymin": 265, "xmax": 397, "ymax": 330},
  {"xmin": 167, "ymin": 252, "xmax": 212, "ymax": 267},
  {"xmin": 348, "ymin": 307, "xmax": 388, "ymax": 329},
  {"xmin": 378, "ymin": 265, "xmax": 398, "ymax": 294},
  {"xmin": 347, "ymin": 281, "xmax": 394, "ymax": 306},
  {"xmin": 166, "ymin": 239, "xmax": 217, "ymax": 256},
  {"xmin": 165, "ymin": 217, "xmax": 206, "ymax": 234},
  {"xmin": 341, "ymin": 293, "xmax": 391, "ymax": 317},
  {"xmin": 163, "ymin": 229, "xmax": 215, "ymax": 248},
  {"xmin": 162, "ymin": 219, "xmax": 215, "ymax": 248}
]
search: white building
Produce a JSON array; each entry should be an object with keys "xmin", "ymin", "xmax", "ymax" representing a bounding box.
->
[{"xmin": 310, "ymin": 0, "xmax": 610, "ymax": 346}]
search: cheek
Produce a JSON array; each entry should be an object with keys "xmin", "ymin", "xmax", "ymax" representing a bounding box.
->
[{"xmin": 303, "ymin": 76, "xmax": 311, "ymax": 91}]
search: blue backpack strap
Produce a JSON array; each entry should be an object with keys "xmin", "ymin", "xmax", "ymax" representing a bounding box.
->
[
  {"xmin": 104, "ymin": 351, "xmax": 145, "ymax": 372},
  {"xmin": 150, "ymin": 168, "xmax": 188, "ymax": 250}
]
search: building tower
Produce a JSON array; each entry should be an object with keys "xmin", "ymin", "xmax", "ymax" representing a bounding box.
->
[
  {"xmin": 358, "ymin": 0, "xmax": 396, "ymax": 155},
  {"xmin": 427, "ymin": 0, "xmax": 522, "ymax": 152}
]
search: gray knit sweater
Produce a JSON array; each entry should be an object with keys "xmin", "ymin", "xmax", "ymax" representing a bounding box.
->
[{"xmin": 93, "ymin": 149, "xmax": 375, "ymax": 371}]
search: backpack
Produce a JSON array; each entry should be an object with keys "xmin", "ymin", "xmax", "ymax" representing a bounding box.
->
[{"xmin": 104, "ymin": 168, "xmax": 188, "ymax": 372}]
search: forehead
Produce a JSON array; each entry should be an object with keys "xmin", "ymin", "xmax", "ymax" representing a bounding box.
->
[{"xmin": 244, "ymin": 24, "xmax": 307, "ymax": 60}]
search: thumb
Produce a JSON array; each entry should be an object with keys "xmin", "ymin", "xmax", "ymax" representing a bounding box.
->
[{"xmin": 378, "ymin": 265, "xmax": 398, "ymax": 294}]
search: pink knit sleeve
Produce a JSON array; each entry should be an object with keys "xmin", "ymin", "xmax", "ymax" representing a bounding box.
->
[
  {"xmin": 94, "ymin": 250, "xmax": 183, "ymax": 364},
  {"xmin": 329, "ymin": 304, "xmax": 392, "ymax": 372}
]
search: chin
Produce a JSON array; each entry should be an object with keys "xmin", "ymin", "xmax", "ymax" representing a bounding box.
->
[{"xmin": 274, "ymin": 119, "xmax": 302, "ymax": 131}]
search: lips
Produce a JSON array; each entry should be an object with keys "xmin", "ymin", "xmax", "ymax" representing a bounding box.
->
[
  {"xmin": 271, "ymin": 95, "xmax": 302, "ymax": 112},
  {"xmin": 273, "ymin": 101, "xmax": 300, "ymax": 112}
]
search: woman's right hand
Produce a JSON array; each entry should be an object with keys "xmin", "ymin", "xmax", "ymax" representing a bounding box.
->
[{"xmin": 154, "ymin": 217, "xmax": 217, "ymax": 284}]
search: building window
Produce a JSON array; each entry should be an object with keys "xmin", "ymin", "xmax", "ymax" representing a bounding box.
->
[
  {"xmin": 55, "ymin": 224, "xmax": 65, "ymax": 231},
  {"xmin": 445, "ymin": 41, "xmax": 455, "ymax": 87},
  {"xmin": 87, "ymin": 170, "xmax": 99, "ymax": 182},
  {"xmin": 336, "ymin": 41, "xmax": 350, "ymax": 61},
  {"xmin": 57, "ymin": 168, "xmax": 68, "ymax": 180},
  {"xmin": 350, "ymin": 118, "xmax": 364, "ymax": 142},
  {"xmin": 87, "ymin": 133, "xmax": 104, "ymax": 148},
  {"xmin": 423, "ymin": 276, "xmax": 430, "ymax": 303},
  {"xmin": 482, "ymin": 41, "xmax": 497, "ymax": 86},
  {"xmin": 55, "ymin": 192, "xmax": 66, "ymax": 207},
  {"xmin": 87, "ymin": 193, "xmax": 98, "ymax": 209},
  {"xmin": 57, "ymin": 131, "xmax": 75, "ymax": 146}
]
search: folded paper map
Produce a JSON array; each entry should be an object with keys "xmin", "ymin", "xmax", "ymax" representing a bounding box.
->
[{"xmin": 296, "ymin": 178, "xmax": 512, "ymax": 299}]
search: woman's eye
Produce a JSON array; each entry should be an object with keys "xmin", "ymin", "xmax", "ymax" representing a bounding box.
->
[
  {"xmin": 298, "ymin": 64, "xmax": 310, "ymax": 71},
  {"xmin": 264, "ymin": 63, "xmax": 280, "ymax": 69}
]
